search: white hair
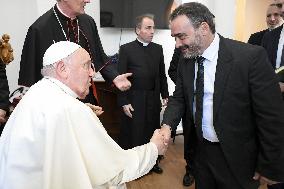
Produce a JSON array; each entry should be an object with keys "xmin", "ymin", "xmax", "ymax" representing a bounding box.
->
[{"xmin": 41, "ymin": 55, "xmax": 72, "ymax": 77}]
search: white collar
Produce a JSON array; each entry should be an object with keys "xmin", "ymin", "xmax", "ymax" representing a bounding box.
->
[
  {"xmin": 44, "ymin": 77, "xmax": 78, "ymax": 98},
  {"xmin": 201, "ymin": 33, "xmax": 220, "ymax": 62},
  {"xmin": 137, "ymin": 38, "xmax": 149, "ymax": 46}
]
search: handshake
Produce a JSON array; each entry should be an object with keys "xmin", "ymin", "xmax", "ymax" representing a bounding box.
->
[{"xmin": 150, "ymin": 125, "xmax": 172, "ymax": 155}]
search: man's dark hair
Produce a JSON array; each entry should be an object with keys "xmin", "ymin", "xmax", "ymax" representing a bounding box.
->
[
  {"xmin": 170, "ymin": 2, "xmax": 216, "ymax": 33},
  {"xmin": 135, "ymin": 14, "xmax": 155, "ymax": 29}
]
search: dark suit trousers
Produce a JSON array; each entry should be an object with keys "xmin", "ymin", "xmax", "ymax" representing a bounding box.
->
[
  {"xmin": 183, "ymin": 117, "xmax": 196, "ymax": 172},
  {"xmin": 194, "ymin": 139, "xmax": 258, "ymax": 189}
]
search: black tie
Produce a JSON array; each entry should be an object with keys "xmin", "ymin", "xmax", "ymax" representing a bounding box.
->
[{"xmin": 195, "ymin": 56, "xmax": 205, "ymax": 140}]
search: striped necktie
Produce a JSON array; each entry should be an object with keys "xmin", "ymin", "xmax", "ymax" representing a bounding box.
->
[{"xmin": 195, "ymin": 56, "xmax": 205, "ymax": 140}]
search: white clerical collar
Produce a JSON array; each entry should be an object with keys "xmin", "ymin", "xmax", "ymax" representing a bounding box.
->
[
  {"xmin": 44, "ymin": 77, "xmax": 78, "ymax": 98},
  {"xmin": 137, "ymin": 38, "xmax": 149, "ymax": 46},
  {"xmin": 201, "ymin": 33, "xmax": 220, "ymax": 62},
  {"xmin": 56, "ymin": 3, "xmax": 76, "ymax": 20}
]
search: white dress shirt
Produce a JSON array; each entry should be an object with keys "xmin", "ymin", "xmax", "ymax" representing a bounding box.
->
[{"xmin": 194, "ymin": 34, "xmax": 219, "ymax": 142}]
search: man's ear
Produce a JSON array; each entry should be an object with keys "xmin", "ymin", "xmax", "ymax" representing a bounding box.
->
[
  {"xmin": 135, "ymin": 27, "xmax": 140, "ymax": 35},
  {"xmin": 199, "ymin": 22, "xmax": 210, "ymax": 35},
  {"xmin": 55, "ymin": 60, "xmax": 68, "ymax": 79}
]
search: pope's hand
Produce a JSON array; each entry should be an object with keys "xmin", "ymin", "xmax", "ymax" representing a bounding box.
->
[
  {"xmin": 85, "ymin": 103, "xmax": 104, "ymax": 116},
  {"xmin": 113, "ymin": 73, "xmax": 132, "ymax": 91},
  {"xmin": 159, "ymin": 124, "xmax": 171, "ymax": 145},
  {"xmin": 150, "ymin": 129, "xmax": 168, "ymax": 155}
]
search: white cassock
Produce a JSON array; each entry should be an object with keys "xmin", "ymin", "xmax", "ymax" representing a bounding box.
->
[{"xmin": 0, "ymin": 77, "xmax": 158, "ymax": 189}]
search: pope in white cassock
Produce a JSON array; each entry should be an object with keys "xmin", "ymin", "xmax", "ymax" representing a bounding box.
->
[{"xmin": 0, "ymin": 41, "xmax": 169, "ymax": 189}]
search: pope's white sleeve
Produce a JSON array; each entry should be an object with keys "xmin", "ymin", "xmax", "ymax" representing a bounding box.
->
[
  {"xmin": 120, "ymin": 142, "xmax": 158, "ymax": 183},
  {"xmin": 101, "ymin": 142, "xmax": 158, "ymax": 187}
]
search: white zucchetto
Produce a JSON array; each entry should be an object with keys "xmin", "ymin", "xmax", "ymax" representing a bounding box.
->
[{"xmin": 43, "ymin": 41, "xmax": 81, "ymax": 66}]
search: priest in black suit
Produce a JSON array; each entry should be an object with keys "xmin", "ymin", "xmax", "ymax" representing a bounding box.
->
[
  {"xmin": 18, "ymin": 0, "xmax": 132, "ymax": 106},
  {"xmin": 117, "ymin": 14, "xmax": 169, "ymax": 174},
  {"xmin": 262, "ymin": 24, "xmax": 283, "ymax": 69},
  {"xmin": 262, "ymin": 2, "xmax": 284, "ymax": 98},
  {"xmin": 262, "ymin": 24, "xmax": 284, "ymax": 97},
  {"xmin": 0, "ymin": 59, "xmax": 10, "ymax": 134},
  {"xmin": 160, "ymin": 3, "xmax": 284, "ymax": 189},
  {"xmin": 248, "ymin": 3, "xmax": 283, "ymax": 46}
]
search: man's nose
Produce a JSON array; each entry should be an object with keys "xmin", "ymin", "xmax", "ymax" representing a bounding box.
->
[
  {"xmin": 271, "ymin": 16, "xmax": 276, "ymax": 21},
  {"xmin": 175, "ymin": 38, "xmax": 182, "ymax": 48}
]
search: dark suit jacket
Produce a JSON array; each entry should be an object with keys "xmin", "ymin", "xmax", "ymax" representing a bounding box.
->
[
  {"xmin": 262, "ymin": 25, "xmax": 283, "ymax": 69},
  {"xmin": 162, "ymin": 35, "xmax": 284, "ymax": 188},
  {"xmin": 168, "ymin": 48, "xmax": 181, "ymax": 83},
  {"xmin": 248, "ymin": 29, "xmax": 269, "ymax": 46}
]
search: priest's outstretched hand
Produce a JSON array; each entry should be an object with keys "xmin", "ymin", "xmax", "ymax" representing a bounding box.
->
[
  {"xmin": 113, "ymin": 73, "xmax": 132, "ymax": 91},
  {"xmin": 150, "ymin": 129, "xmax": 168, "ymax": 155}
]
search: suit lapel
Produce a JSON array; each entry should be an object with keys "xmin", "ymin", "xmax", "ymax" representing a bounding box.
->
[{"xmin": 213, "ymin": 36, "xmax": 233, "ymax": 121}]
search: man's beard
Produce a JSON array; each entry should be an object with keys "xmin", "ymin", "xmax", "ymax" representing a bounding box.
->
[{"xmin": 181, "ymin": 34, "xmax": 202, "ymax": 59}]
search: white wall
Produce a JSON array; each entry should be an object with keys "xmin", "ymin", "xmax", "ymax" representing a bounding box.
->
[
  {"xmin": 244, "ymin": 0, "xmax": 271, "ymax": 42},
  {"xmin": 1, "ymin": 0, "xmax": 39, "ymax": 94},
  {"xmin": 1, "ymin": 0, "xmax": 236, "ymax": 95},
  {"xmin": 182, "ymin": 0, "xmax": 236, "ymax": 38}
]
